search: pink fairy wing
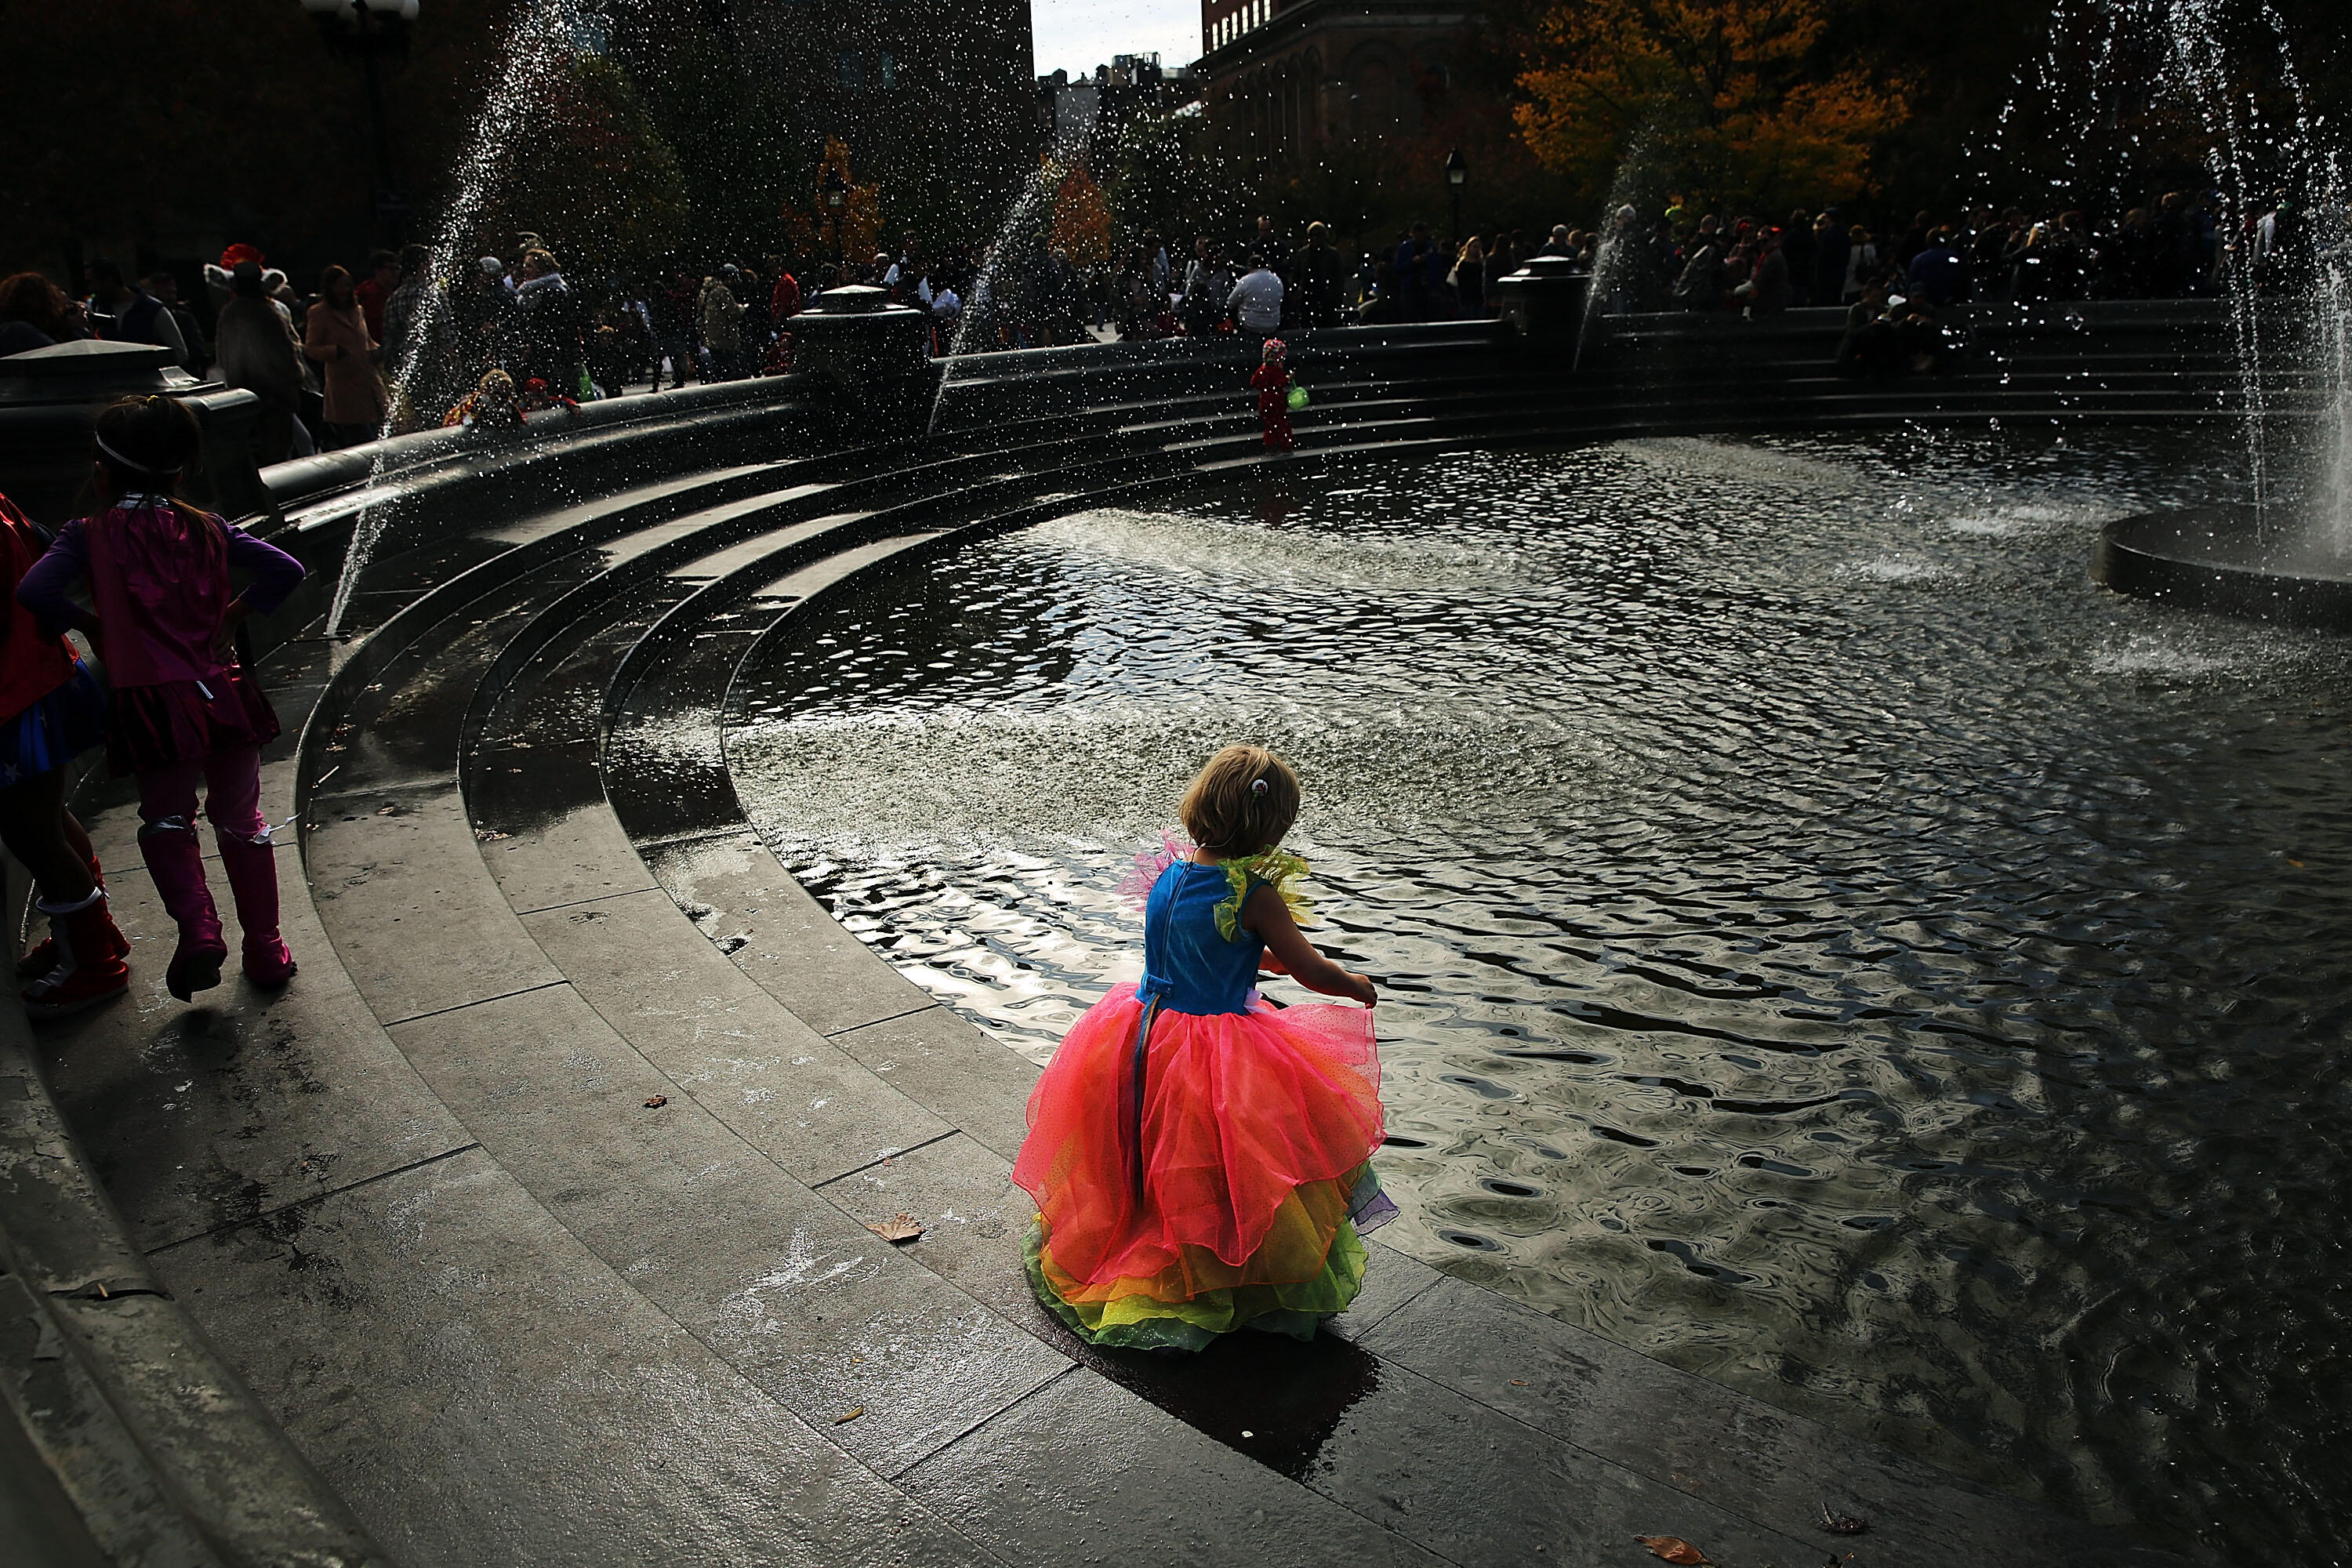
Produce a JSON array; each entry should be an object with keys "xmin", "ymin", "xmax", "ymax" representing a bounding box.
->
[{"xmin": 1116, "ymin": 830, "xmax": 1195, "ymax": 909}]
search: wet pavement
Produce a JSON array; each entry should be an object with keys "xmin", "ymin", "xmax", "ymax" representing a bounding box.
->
[{"xmin": 19, "ymin": 383, "xmax": 2212, "ymax": 1566}]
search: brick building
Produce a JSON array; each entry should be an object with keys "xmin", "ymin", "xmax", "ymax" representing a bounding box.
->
[{"xmin": 1196, "ymin": 0, "xmax": 1475, "ymax": 159}]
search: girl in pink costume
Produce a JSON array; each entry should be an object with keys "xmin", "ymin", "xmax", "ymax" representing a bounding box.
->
[{"xmin": 19, "ymin": 395, "xmax": 307, "ymax": 1000}]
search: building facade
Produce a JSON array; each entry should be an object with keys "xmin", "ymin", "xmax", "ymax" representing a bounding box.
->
[{"xmin": 1196, "ymin": 0, "xmax": 1474, "ymax": 160}]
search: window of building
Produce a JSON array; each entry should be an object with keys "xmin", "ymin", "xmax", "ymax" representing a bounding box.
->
[
  {"xmin": 880, "ymin": 51, "xmax": 896, "ymax": 88},
  {"xmin": 839, "ymin": 50, "xmax": 863, "ymax": 89}
]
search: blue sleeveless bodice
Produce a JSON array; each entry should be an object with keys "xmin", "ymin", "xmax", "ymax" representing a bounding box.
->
[{"xmin": 1138, "ymin": 860, "xmax": 1263, "ymax": 1015}]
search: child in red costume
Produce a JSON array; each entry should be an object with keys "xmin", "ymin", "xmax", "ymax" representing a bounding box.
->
[
  {"xmin": 18, "ymin": 396, "xmax": 307, "ymax": 1001},
  {"xmin": 1250, "ymin": 337, "xmax": 1296, "ymax": 452},
  {"xmin": 0, "ymin": 492, "xmax": 125, "ymax": 1016}
]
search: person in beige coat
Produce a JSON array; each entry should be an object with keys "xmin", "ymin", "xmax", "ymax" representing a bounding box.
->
[{"xmin": 303, "ymin": 266, "xmax": 387, "ymax": 448}]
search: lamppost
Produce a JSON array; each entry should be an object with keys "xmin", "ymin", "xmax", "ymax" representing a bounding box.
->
[
  {"xmin": 822, "ymin": 166, "xmax": 848, "ymax": 266},
  {"xmin": 1445, "ymin": 147, "xmax": 1466, "ymax": 244},
  {"xmin": 300, "ymin": 0, "xmax": 419, "ymax": 243}
]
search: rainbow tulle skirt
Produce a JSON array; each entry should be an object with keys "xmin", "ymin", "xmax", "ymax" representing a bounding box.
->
[{"xmin": 1012, "ymin": 982, "xmax": 1392, "ymax": 1352}]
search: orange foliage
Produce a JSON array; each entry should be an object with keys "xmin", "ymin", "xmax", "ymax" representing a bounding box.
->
[
  {"xmin": 783, "ymin": 139, "xmax": 885, "ymax": 263},
  {"xmin": 1052, "ymin": 164, "xmax": 1112, "ymax": 267},
  {"xmin": 1514, "ymin": 0, "xmax": 1908, "ymax": 211}
]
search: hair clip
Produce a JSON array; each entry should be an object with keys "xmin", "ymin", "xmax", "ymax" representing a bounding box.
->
[{"xmin": 1249, "ymin": 777, "xmax": 1268, "ymax": 797}]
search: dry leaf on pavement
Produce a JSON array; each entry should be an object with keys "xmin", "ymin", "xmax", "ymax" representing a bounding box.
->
[
  {"xmin": 642, "ymin": 1095, "xmax": 668, "ymax": 1109},
  {"xmin": 833, "ymin": 1406, "xmax": 863, "ymax": 1425},
  {"xmin": 1819, "ymin": 1501, "xmax": 1868, "ymax": 1534},
  {"xmin": 1635, "ymin": 1537, "xmax": 1710, "ymax": 1566},
  {"xmin": 865, "ymin": 1214, "xmax": 926, "ymax": 1243}
]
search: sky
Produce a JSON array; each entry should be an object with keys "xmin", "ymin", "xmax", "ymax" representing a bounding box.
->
[{"xmin": 1032, "ymin": 0, "xmax": 1200, "ymax": 82}]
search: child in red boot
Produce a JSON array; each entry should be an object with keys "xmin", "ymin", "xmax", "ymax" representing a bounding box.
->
[
  {"xmin": 18, "ymin": 396, "xmax": 306, "ymax": 1001},
  {"xmin": 1249, "ymin": 337, "xmax": 1297, "ymax": 453},
  {"xmin": 0, "ymin": 492, "xmax": 125, "ymax": 1017}
]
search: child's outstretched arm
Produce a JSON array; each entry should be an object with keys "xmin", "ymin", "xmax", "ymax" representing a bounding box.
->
[{"xmin": 1245, "ymin": 884, "xmax": 1375, "ymax": 1007}]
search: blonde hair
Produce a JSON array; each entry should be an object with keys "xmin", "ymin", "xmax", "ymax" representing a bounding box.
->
[{"xmin": 1179, "ymin": 744, "xmax": 1300, "ymax": 858}]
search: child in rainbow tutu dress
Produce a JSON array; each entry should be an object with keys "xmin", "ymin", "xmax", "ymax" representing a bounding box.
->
[{"xmin": 1014, "ymin": 744, "xmax": 1396, "ymax": 1350}]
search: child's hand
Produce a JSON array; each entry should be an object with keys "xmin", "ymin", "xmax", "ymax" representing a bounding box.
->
[{"xmin": 1345, "ymin": 971, "xmax": 1377, "ymax": 1007}]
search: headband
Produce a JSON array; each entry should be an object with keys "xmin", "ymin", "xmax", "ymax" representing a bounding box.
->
[{"xmin": 94, "ymin": 434, "xmax": 179, "ymax": 476}]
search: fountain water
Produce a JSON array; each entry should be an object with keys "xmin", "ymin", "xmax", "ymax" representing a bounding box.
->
[
  {"xmin": 926, "ymin": 132, "xmax": 1094, "ymax": 436},
  {"xmin": 1998, "ymin": 0, "xmax": 2352, "ymax": 616},
  {"xmin": 323, "ymin": 0, "xmax": 586, "ymax": 638}
]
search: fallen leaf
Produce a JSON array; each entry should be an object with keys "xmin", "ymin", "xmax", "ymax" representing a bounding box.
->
[
  {"xmin": 1819, "ymin": 1501, "xmax": 1868, "ymax": 1535},
  {"xmin": 1509, "ymin": 1378, "xmax": 1528, "ymax": 1386},
  {"xmin": 475, "ymin": 829, "xmax": 510, "ymax": 842},
  {"xmin": 643, "ymin": 1095, "xmax": 668, "ymax": 1109},
  {"xmin": 833, "ymin": 1406, "xmax": 864, "ymax": 1425},
  {"xmin": 2288, "ymin": 858, "xmax": 2305, "ymax": 867},
  {"xmin": 864, "ymin": 1214, "xmax": 926, "ymax": 1243},
  {"xmin": 375, "ymin": 804, "xmax": 398, "ymax": 815},
  {"xmin": 1635, "ymin": 1538, "xmax": 1709, "ymax": 1566}
]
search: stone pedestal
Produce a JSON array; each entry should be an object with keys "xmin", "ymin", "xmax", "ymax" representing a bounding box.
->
[
  {"xmin": 0, "ymin": 341, "xmax": 270, "ymax": 527},
  {"xmin": 787, "ymin": 285, "xmax": 936, "ymax": 434},
  {"xmin": 1493, "ymin": 257, "xmax": 1592, "ymax": 341}
]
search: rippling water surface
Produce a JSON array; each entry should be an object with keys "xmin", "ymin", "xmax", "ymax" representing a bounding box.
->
[{"xmin": 724, "ymin": 427, "xmax": 2352, "ymax": 1563}]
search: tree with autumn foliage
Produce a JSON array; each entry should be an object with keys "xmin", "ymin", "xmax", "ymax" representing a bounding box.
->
[
  {"xmin": 1514, "ymin": 0, "xmax": 1909, "ymax": 213},
  {"xmin": 781, "ymin": 140, "xmax": 884, "ymax": 267},
  {"xmin": 1052, "ymin": 165, "xmax": 1112, "ymax": 268}
]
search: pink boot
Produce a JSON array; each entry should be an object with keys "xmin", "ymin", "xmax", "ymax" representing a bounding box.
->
[
  {"xmin": 140, "ymin": 820, "xmax": 227, "ymax": 1001},
  {"xmin": 216, "ymin": 829, "xmax": 296, "ymax": 986}
]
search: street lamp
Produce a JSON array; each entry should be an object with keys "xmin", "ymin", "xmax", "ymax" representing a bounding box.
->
[
  {"xmin": 822, "ymin": 167, "xmax": 848, "ymax": 265},
  {"xmin": 1445, "ymin": 147, "xmax": 1466, "ymax": 243},
  {"xmin": 301, "ymin": 0, "xmax": 419, "ymax": 242}
]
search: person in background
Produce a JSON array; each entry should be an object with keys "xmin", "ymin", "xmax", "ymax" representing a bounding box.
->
[
  {"xmin": 441, "ymin": 368, "xmax": 525, "ymax": 429},
  {"xmin": 1393, "ymin": 224, "xmax": 1432, "ymax": 321},
  {"xmin": 212, "ymin": 262, "xmax": 306, "ymax": 463},
  {"xmin": 84, "ymin": 260, "xmax": 188, "ymax": 364},
  {"xmin": 144, "ymin": 273, "xmax": 208, "ymax": 373},
  {"xmin": 0, "ymin": 273, "xmax": 86, "ymax": 357},
  {"xmin": 699, "ymin": 267, "xmax": 747, "ymax": 380},
  {"xmin": 1, "ymin": 488, "xmax": 124, "ymax": 1017},
  {"xmin": 1674, "ymin": 220, "xmax": 1725, "ymax": 310},
  {"xmin": 1288, "ymin": 222, "xmax": 1343, "ymax": 330},
  {"xmin": 928, "ymin": 275, "xmax": 962, "ymax": 354},
  {"xmin": 1773, "ymin": 211, "xmax": 1811, "ymax": 306},
  {"xmin": 303, "ymin": 265, "xmax": 386, "ymax": 448},
  {"xmin": 1841, "ymin": 225, "xmax": 1878, "ymax": 304},
  {"xmin": 353, "ymin": 250, "xmax": 399, "ymax": 345},
  {"xmin": 18, "ymin": 396, "xmax": 307, "ymax": 1001},
  {"xmin": 1736, "ymin": 229, "xmax": 1791, "ymax": 314},
  {"xmin": 511, "ymin": 248, "xmax": 583, "ymax": 392},
  {"xmin": 1356, "ymin": 260, "xmax": 1401, "ymax": 325},
  {"xmin": 455, "ymin": 257, "xmax": 511, "ymax": 377},
  {"xmin": 1228, "ymin": 253, "xmax": 1284, "ymax": 336},
  {"xmin": 1907, "ymin": 227, "xmax": 1967, "ymax": 306},
  {"xmin": 1811, "ymin": 212, "xmax": 1849, "ymax": 310},
  {"xmin": 1450, "ymin": 235, "xmax": 1487, "ymax": 317},
  {"xmin": 379, "ymin": 245, "xmax": 434, "ymax": 388}
]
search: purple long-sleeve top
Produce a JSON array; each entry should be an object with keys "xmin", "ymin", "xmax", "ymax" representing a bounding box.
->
[{"xmin": 18, "ymin": 514, "xmax": 306, "ymax": 639}]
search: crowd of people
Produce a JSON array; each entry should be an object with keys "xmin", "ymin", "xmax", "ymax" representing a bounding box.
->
[{"xmin": 0, "ymin": 188, "xmax": 2332, "ymax": 456}]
